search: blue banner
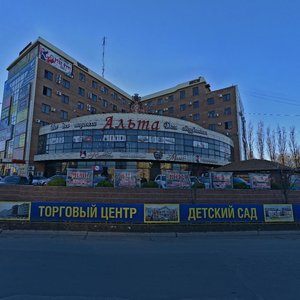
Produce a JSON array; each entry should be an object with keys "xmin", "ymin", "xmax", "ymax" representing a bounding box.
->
[
  {"xmin": 31, "ymin": 202, "xmax": 144, "ymax": 223},
  {"xmin": 180, "ymin": 204, "xmax": 264, "ymax": 223},
  {"xmin": 292, "ymin": 204, "xmax": 300, "ymax": 222}
]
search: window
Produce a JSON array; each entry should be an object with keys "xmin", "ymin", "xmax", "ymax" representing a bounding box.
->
[
  {"xmin": 113, "ymin": 104, "xmax": 117, "ymax": 111},
  {"xmin": 208, "ymin": 124, "xmax": 216, "ymax": 131},
  {"xmin": 208, "ymin": 110, "xmax": 216, "ymax": 118},
  {"xmin": 180, "ymin": 116, "xmax": 186, "ymax": 120},
  {"xmin": 62, "ymin": 79, "xmax": 70, "ymax": 89},
  {"xmin": 61, "ymin": 94, "xmax": 69, "ymax": 104},
  {"xmin": 42, "ymin": 86, "xmax": 52, "ymax": 97},
  {"xmin": 180, "ymin": 90, "xmax": 186, "ymax": 99},
  {"xmin": 193, "ymin": 100, "xmax": 199, "ymax": 108},
  {"xmin": 225, "ymin": 121, "xmax": 233, "ymax": 129},
  {"xmin": 60, "ymin": 110, "xmax": 68, "ymax": 120},
  {"xmin": 79, "ymin": 73, "xmax": 86, "ymax": 82},
  {"xmin": 102, "ymin": 99, "xmax": 108, "ymax": 108},
  {"xmin": 41, "ymin": 103, "xmax": 51, "ymax": 114},
  {"xmin": 112, "ymin": 92, "xmax": 118, "ymax": 100},
  {"xmin": 77, "ymin": 101, "xmax": 84, "ymax": 110},
  {"xmin": 168, "ymin": 95, "xmax": 174, "ymax": 102},
  {"xmin": 157, "ymin": 98, "xmax": 163, "ymax": 105},
  {"xmin": 207, "ymin": 97, "xmax": 214, "ymax": 105},
  {"xmin": 91, "ymin": 107, "xmax": 97, "ymax": 114},
  {"xmin": 192, "ymin": 86, "xmax": 199, "ymax": 96},
  {"xmin": 102, "ymin": 87, "xmax": 108, "ymax": 94},
  {"xmin": 78, "ymin": 87, "xmax": 85, "ymax": 96},
  {"xmin": 157, "ymin": 109, "xmax": 163, "ymax": 115},
  {"xmin": 44, "ymin": 70, "xmax": 53, "ymax": 81},
  {"xmin": 193, "ymin": 113, "xmax": 200, "ymax": 121},
  {"xmin": 223, "ymin": 93, "xmax": 231, "ymax": 101},
  {"xmin": 91, "ymin": 93, "xmax": 97, "ymax": 102},
  {"xmin": 180, "ymin": 104, "xmax": 186, "ymax": 111},
  {"xmin": 92, "ymin": 80, "xmax": 98, "ymax": 89},
  {"xmin": 168, "ymin": 107, "xmax": 174, "ymax": 113},
  {"xmin": 224, "ymin": 107, "xmax": 232, "ymax": 115}
]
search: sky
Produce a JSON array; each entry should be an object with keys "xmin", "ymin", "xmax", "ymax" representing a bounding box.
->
[{"xmin": 1, "ymin": 0, "xmax": 300, "ymax": 140}]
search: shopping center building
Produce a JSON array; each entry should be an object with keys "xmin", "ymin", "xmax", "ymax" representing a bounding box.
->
[{"xmin": 0, "ymin": 37, "xmax": 245, "ymax": 178}]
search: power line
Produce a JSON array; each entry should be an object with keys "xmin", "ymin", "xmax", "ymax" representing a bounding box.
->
[{"xmin": 247, "ymin": 112, "xmax": 300, "ymax": 117}]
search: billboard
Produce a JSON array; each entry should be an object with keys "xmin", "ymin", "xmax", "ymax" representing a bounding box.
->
[
  {"xmin": 164, "ymin": 170, "xmax": 191, "ymax": 189},
  {"xmin": 66, "ymin": 168, "xmax": 93, "ymax": 187},
  {"xmin": 210, "ymin": 172, "xmax": 233, "ymax": 189},
  {"xmin": 114, "ymin": 169, "xmax": 140, "ymax": 188},
  {"xmin": 249, "ymin": 173, "xmax": 271, "ymax": 189},
  {"xmin": 39, "ymin": 45, "xmax": 73, "ymax": 76}
]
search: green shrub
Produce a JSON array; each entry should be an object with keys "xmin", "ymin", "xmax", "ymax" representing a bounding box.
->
[
  {"xmin": 47, "ymin": 178, "xmax": 66, "ymax": 186},
  {"xmin": 271, "ymin": 182, "xmax": 282, "ymax": 190},
  {"xmin": 142, "ymin": 181, "xmax": 159, "ymax": 188},
  {"xmin": 96, "ymin": 180, "xmax": 113, "ymax": 187},
  {"xmin": 192, "ymin": 182, "xmax": 205, "ymax": 189},
  {"xmin": 233, "ymin": 182, "xmax": 249, "ymax": 189}
]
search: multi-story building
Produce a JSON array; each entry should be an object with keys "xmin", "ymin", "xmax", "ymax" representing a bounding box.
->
[
  {"xmin": 0, "ymin": 37, "xmax": 246, "ymax": 178},
  {"xmin": 141, "ymin": 79, "xmax": 246, "ymax": 163}
]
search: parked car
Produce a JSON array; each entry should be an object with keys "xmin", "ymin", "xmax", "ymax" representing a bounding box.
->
[
  {"xmin": 44, "ymin": 175, "xmax": 67, "ymax": 185},
  {"xmin": 32, "ymin": 176, "xmax": 48, "ymax": 185},
  {"xmin": 0, "ymin": 175, "xmax": 29, "ymax": 185}
]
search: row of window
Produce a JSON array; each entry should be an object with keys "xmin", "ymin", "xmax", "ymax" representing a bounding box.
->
[
  {"xmin": 38, "ymin": 129, "xmax": 232, "ymax": 161},
  {"xmin": 147, "ymin": 90, "xmax": 231, "ymax": 107},
  {"xmin": 44, "ymin": 69, "xmax": 129, "ymax": 105}
]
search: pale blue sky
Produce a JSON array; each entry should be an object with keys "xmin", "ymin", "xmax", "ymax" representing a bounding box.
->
[{"xmin": 1, "ymin": 0, "xmax": 300, "ymax": 137}]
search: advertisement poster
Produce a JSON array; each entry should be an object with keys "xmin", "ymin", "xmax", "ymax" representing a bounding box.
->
[
  {"xmin": 39, "ymin": 45, "xmax": 73, "ymax": 76},
  {"xmin": 144, "ymin": 204, "xmax": 179, "ymax": 223},
  {"xmin": 263, "ymin": 204, "xmax": 294, "ymax": 222},
  {"xmin": 165, "ymin": 170, "xmax": 191, "ymax": 189},
  {"xmin": 0, "ymin": 202, "xmax": 31, "ymax": 221},
  {"xmin": 114, "ymin": 169, "xmax": 140, "ymax": 188},
  {"xmin": 66, "ymin": 168, "xmax": 93, "ymax": 187},
  {"xmin": 249, "ymin": 173, "xmax": 271, "ymax": 189},
  {"xmin": 210, "ymin": 172, "xmax": 233, "ymax": 189}
]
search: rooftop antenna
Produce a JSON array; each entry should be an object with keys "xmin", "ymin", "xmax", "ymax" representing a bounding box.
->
[{"xmin": 102, "ymin": 36, "xmax": 106, "ymax": 78}]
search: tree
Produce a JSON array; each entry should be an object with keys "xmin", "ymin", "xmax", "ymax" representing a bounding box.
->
[
  {"xmin": 277, "ymin": 125, "xmax": 287, "ymax": 166},
  {"xmin": 247, "ymin": 121, "xmax": 254, "ymax": 159},
  {"xmin": 266, "ymin": 126, "xmax": 276, "ymax": 161},
  {"xmin": 289, "ymin": 126, "xmax": 300, "ymax": 168},
  {"xmin": 256, "ymin": 121, "xmax": 265, "ymax": 159}
]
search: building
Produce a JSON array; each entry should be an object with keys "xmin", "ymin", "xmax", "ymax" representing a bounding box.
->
[{"xmin": 0, "ymin": 37, "xmax": 245, "ymax": 178}]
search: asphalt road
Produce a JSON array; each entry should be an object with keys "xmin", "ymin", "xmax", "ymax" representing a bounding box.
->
[{"xmin": 0, "ymin": 230, "xmax": 300, "ymax": 300}]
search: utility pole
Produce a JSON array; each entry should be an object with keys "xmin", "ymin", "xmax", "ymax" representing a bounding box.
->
[{"xmin": 102, "ymin": 37, "xmax": 106, "ymax": 78}]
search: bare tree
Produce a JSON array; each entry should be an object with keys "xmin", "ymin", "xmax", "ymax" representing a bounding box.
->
[
  {"xmin": 256, "ymin": 121, "xmax": 265, "ymax": 159},
  {"xmin": 289, "ymin": 126, "xmax": 300, "ymax": 168},
  {"xmin": 266, "ymin": 126, "xmax": 276, "ymax": 161},
  {"xmin": 247, "ymin": 121, "xmax": 254, "ymax": 159},
  {"xmin": 277, "ymin": 125, "xmax": 287, "ymax": 165}
]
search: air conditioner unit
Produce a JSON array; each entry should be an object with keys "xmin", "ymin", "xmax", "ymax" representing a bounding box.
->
[
  {"xmin": 189, "ymin": 114, "xmax": 193, "ymax": 117},
  {"xmin": 35, "ymin": 119, "xmax": 41, "ymax": 123},
  {"xmin": 218, "ymin": 122, "xmax": 222, "ymax": 126},
  {"xmin": 219, "ymin": 94, "xmax": 223, "ymax": 98},
  {"xmin": 216, "ymin": 113, "xmax": 219, "ymax": 117},
  {"xmin": 51, "ymin": 107, "xmax": 56, "ymax": 112},
  {"xmin": 189, "ymin": 102, "xmax": 192, "ymax": 105},
  {"xmin": 56, "ymin": 91, "xmax": 62, "ymax": 96}
]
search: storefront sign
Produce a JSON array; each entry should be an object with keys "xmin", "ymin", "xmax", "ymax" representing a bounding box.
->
[{"xmin": 67, "ymin": 168, "xmax": 93, "ymax": 187}]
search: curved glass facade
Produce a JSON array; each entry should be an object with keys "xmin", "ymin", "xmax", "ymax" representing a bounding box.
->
[{"xmin": 38, "ymin": 128, "xmax": 233, "ymax": 163}]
